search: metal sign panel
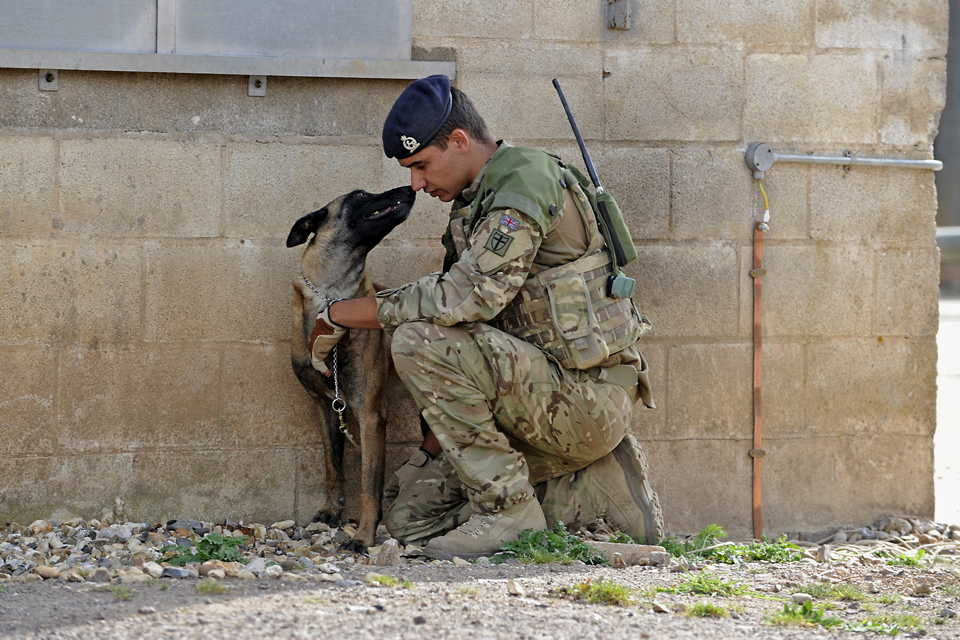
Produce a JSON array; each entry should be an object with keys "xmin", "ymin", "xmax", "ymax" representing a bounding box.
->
[
  {"xmin": 175, "ymin": 0, "xmax": 412, "ymax": 61},
  {"xmin": 0, "ymin": 0, "xmax": 412, "ymax": 61},
  {"xmin": 0, "ymin": 0, "xmax": 157, "ymax": 53}
]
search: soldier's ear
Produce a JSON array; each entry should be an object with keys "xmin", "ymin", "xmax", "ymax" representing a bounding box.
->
[{"xmin": 286, "ymin": 208, "xmax": 329, "ymax": 247}]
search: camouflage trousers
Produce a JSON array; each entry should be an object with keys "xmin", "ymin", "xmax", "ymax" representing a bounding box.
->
[{"xmin": 384, "ymin": 321, "xmax": 635, "ymax": 546}]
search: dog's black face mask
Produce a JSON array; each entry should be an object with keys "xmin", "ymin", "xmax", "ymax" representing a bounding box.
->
[{"xmin": 286, "ymin": 186, "xmax": 416, "ymax": 250}]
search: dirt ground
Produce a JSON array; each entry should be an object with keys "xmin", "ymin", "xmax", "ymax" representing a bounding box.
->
[{"xmin": 2, "ymin": 556, "xmax": 958, "ymax": 639}]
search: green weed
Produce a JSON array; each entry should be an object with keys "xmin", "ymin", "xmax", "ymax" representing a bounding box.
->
[
  {"xmin": 492, "ymin": 522, "xmax": 606, "ymax": 565},
  {"xmin": 943, "ymin": 583, "xmax": 960, "ymax": 597},
  {"xmin": 159, "ymin": 532, "xmax": 247, "ymax": 567},
  {"xmin": 366, "ymin": 574, "xmax": 412, "ymax": 588},
  {"xmin": 878, "ymin": 549, "xmax": 926, "ymax": 566},
  {"xmin": 559, "ymin": 579, "xmax": 634, "ymax": 606},
  {"xmin": 875, "ymin": 593, "xmax": 901, "ymax": 604},
  {"xmin": 766, "ymin": 601, "xmax": 842, "ymax": 629},
  {"xmin": 792, "ymin": 581, "xmax": 866, "ymax": 601},
  {"xmin": 655, "ymin": 570, "xmax": 752, "ymax": 597},
  {"xmin": 610, "ymin": 532, "xmax": 638, "ymax": 544},
  {"xmin": 842, "ymin": 619, "xmax": 905, "ymax": 635},
  {"xmin": 456, "ymin": 586, "xmax": 479, "ymax": 596},
  {"xmin": 660, "ymin": 525, "xmax": 801, "ymax": 564},
  {"xmin": 686, "ymin": 602, "xmax": 728, "ymax": 618}
]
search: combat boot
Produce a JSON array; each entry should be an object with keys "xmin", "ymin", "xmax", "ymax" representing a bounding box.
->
[
  {"xmin": 421, "ymin": 497, "xmax": 546, "ymax": 560},
  {"xmin": 587, "ymin": 434, "xmax": 663, "ymax": 544}
]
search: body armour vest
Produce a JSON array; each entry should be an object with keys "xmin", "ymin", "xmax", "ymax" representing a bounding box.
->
[{"xmin": 446, "ymin": 146, "xmax": 650, "ymax": 370}]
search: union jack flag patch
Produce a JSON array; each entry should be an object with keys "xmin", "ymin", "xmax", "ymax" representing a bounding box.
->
[{"xmin": 499, "ymin": 214, "xmax": 520, "ymax": 230}]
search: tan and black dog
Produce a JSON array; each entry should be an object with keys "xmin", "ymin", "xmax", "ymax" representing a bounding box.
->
[{"xmin": 286, "ymin": 185, "xmax": 416, "ymax": 552}]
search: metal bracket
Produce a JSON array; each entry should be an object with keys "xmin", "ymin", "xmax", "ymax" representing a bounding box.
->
[
  {"xmin": 248, "ymin": 75, "xmax": 267, "ymax": 97},
  {"xmin": 748, "ymin": 449, "xmax": 766, "ymax": 458},
  {"xmin": 39, "ymin": 69, "xmax": 58, "ymax": 91},
  {"xmin": 749, "ymin": 268, "xmax": 766, "ymax": 278},
  {"xmin": 843, "ymin": 149, "xmax": 855, "ymax": 173},
  {"xmin": 607, "ymin": 0, "xmax": 631, "ymax": 29}
]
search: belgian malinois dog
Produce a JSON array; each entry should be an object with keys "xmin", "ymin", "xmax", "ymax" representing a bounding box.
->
[{"xmin": 286, "ymin": 185, "xmax": 416, "ymax": 552}]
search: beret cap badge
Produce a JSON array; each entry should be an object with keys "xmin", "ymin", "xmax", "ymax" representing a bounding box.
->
[{"xmin": 400, "ymin": 135, "xmax": 420, "ymax": 153}]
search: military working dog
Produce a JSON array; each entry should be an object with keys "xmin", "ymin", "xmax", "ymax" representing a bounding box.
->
[{"xmin": 286, "ymin": 185, "xmax": 416, "ymax": 552}]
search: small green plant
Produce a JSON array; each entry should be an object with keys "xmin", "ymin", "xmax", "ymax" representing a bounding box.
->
[
  {"xmin": 610, "ymin": 532, "xmax": 638, "ymax": 544},
  {"xmin": 660, "ymin": 524, "xmax": 726, "ymax": 557},
  {"xmin": 766, "ymin": 601, "xmax": 842, "ymax": 629},
  {"xmin": 660, "ymin": 525, "xmax": 801, "ymax": 564},
  {"xmin": 686, "ymin": 602, "xmax": 728, "ymax": 618},
  {"xmin": 941, "ymin": 582, "xmax": 960, "ymax": 597},
  {"xmin": 366, "ymin": 574, "xmax": 412, "ymax": 588},
  {"xmin": 875, "ymin": 593, "xmax": 901, "ymax": 604},
  {"xmin": 559, "ymin": 579, "xmax": 634, "ymax": 606},
  {"xmin": 841, "ymin": 619, "xmax": 905, "ymax": 635},
  {"xmin": 194, "ymin": 579, "xmax": 230, "ymax": 595},
  {"xmin": 159, "ymin": 532, "xmax": 247, "ymax": 567},
  {"xmin": 793, "ymin": 581, "xmax": 866, "ymax": 602},
  {"xmin": 880, "ymin": 549, "xmax": 926, "ymax": 566},
  {"xmin": 456, "ymin": 586, "xmax": 479, "ymax": 596},
  {"xmin": 867, "ymin": 612, "xmax": 924, "ymax": 630},
  {"xmin": 492, "ymin": 522, "xmax": 606, "ymax": 565},
  {"xmin": 91, "ymin": 584, "xmax": 136, "ymax": 601},
  {"xmin": 655, "ymin": 570, "xmax": 752, "ymax": 597}
]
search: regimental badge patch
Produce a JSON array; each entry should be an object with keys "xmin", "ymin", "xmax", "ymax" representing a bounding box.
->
[
  {"xmin": 499, "ymin": 214, "xmax": 520, "ymax": 231},
  {"xmin": 484, "ymin": 229, "xmax": 514, "ymax": 257},
  {"xmin": 400, "ymin": 135, "xmax": 420, "ymax": 153}
]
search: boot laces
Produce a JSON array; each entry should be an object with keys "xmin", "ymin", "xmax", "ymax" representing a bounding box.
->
[{"xmin": 454, "ymin": 512, "xmax": 498, "ymax": 537}]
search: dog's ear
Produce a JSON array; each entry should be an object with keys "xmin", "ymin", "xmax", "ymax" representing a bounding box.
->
[{"xmin": 286, "ymin": 208, "xmax": 328, "ymax": 247}]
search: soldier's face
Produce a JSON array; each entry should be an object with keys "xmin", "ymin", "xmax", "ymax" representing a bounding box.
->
[{"xmin": 398, "ymin": 138, "xmax": 473, "ymax": 203}]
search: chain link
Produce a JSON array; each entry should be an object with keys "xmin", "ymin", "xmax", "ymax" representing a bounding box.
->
[{"xmin": 303, "ymin": 274, "xmax": 358, "ymax": 448}]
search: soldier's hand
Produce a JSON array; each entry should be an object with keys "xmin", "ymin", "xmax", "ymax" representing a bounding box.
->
[{"xmin": 310, "ymin": 304, "xmax": 347, "ymax": 376}]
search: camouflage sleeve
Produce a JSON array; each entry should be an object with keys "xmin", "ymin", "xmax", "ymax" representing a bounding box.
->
[{"xmin": 376, "ymin": 209, "xmax": 540, "ymax": 330}]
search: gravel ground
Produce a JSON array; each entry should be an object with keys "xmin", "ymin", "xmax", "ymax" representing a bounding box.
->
[{"xmin": 2, "ymin": 538, "xmax": 959, "ymax": 639}]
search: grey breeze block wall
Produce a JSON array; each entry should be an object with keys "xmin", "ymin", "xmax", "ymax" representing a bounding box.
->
[{"xmin": 0, "ymin": 0, "xmax": 947, "ymax": 538}]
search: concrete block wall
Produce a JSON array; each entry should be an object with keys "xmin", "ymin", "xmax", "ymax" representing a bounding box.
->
[{"xmin": 0, "ymin": 0, "xmax": 946, "ymax": 537}]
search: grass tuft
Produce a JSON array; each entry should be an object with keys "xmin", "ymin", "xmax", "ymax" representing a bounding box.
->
[
  {"xmin": 558, "ymin": 579, "xmax": 634, "ymax": 606},
  {"xmin": 660, "ymin": 525, "xmax": 801, "ymax": 564},
  {"xmin": 655, "ymin": 570, "xmax": 752, "ymax": 597},
  {"xmin": 766, "ymin": 601, "xmax": 842, "ymax": 629},
  {"xmin": 91, "ymin": 584, "xmax": 136, "ymax": 601},
  {"xmin": 792, "ymin": 581, "xmax": 866, "ymax": 602},
  {"xmin": 686, "ymin": 602, "xmax": 729, "ymax": 618},
  {"xmin": 492, "ymin": 522, "xmax": 606, "ymax": 565},
  {"xmin": 194, "ymin": 579, "xmax": 230, "ymax": 595}
]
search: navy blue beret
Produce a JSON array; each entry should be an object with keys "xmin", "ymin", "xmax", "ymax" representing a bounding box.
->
[{"xmin": 382, "ymin": 74, "xmax": 453, "ymax": 159}]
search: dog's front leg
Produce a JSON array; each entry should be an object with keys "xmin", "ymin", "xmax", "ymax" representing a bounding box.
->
[
  {"xmin": 313, "ymin": 403, "xmax": 346, "ymax": 527},
  {"xmin": 338, "ymin": 362, "xmax": 387, "ymax": 554}
]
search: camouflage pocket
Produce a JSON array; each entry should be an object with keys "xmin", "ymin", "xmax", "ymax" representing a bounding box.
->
[{"xmin": 545, "ymin": 274, "xmax": 609, "ymax": 369}]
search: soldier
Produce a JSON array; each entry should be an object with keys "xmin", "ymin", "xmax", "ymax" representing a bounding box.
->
[{"xmin": 310, "ymin": 75, "xmax": 662, "ymax": 560}]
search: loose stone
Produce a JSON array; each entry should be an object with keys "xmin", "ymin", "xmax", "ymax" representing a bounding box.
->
[
  {"xmin": 161, "ymin": 567, "xmax": 191, "ymax": 579},
  {"xmin": 792, "ymin": 593, "xmax": 813, "ymax": 604},
  {"xmin": 36, "ymin": 566, "xmax": 60, "ymax": 580},
  {"xmin": 377, "ymin": 539, "xmax": 402, "ymax": 567}
]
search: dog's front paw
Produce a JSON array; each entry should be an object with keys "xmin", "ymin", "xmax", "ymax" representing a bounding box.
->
[
  {"xmin": 312, "ymin": 508, "xmax": 342, "ymax": 527},
  {"xmin": 339, "ymin": 538, "xmax": 369, "ymax": 554}
]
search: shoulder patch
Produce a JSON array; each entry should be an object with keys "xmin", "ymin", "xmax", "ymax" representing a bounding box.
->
[{"xmin": 484, "ymin": 229, "xmax": 514, "ymax": 257}]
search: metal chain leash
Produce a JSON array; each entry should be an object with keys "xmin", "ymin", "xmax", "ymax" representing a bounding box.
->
[{"xmin": 302, "ymin": 273, "xmax": 358, "ymax": 449}]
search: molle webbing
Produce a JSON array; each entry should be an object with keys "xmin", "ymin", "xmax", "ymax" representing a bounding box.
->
[{"xmin": 491, "ymin": 251, "xmax": 644, "ymax": 370}]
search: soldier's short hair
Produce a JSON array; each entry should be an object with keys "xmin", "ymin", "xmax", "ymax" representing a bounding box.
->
[{"xmin": 428, "ymin": 88, "xmax": 494, "ymax": 150}]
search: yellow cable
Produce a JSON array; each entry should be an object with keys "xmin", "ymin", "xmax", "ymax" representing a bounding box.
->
[
  {"xmin": 757, "ymin": 178, "xmax": 769, "ymax": 211},
  {"xmin": 756, "ymin": 178, "xmax": 770, "ymax": 229}
]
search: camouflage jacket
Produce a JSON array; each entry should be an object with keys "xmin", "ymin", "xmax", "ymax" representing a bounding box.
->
[{"xmin": 376, "ymin": 143, "xmax": 572, "ymax": 330}]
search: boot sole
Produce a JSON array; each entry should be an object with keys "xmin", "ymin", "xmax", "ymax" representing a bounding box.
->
[{"xmin": 612, "ymin": 434, "xmax": 663, "ymax": 545}]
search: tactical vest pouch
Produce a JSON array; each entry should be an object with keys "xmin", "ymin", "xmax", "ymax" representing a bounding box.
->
[{"xmin": 491, "ymin": 250, "xmax": 649, "ymax": 370}]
